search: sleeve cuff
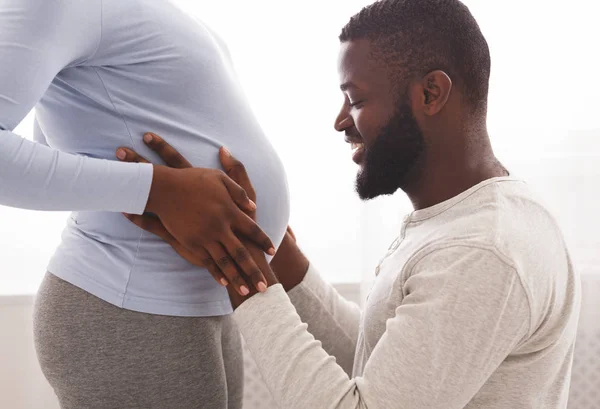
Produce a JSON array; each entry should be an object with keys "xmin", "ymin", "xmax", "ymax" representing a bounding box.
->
[
  {"xmin": 288, "ymin": 263, "xmax": 328, "ymax": 306},
  {"xmin": 233, "ymin": 283, "xmax": 305, "ymax": 349},
  {"xmin": 234, "ymin": 283, "xmax": 293, "ymax": 325},
  {"xmin": 130, "ymin": 162, "xmax": 154, "ymax": 215}
]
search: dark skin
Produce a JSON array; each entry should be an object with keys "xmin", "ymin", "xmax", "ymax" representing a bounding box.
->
[
  {"xmin": 118, "ymin": 38, "xmax": 506, "ymax": 306},
  {"xmin": 117, "ymin": 134, "xmax": 309, "ymax": 307},
  {"xmin": 336, "ymin": 39, "xmax": 507, "ymax": 210},
  {"xmin": 134, "ymin": 135, "xmax": 277, "ymax": 296}
]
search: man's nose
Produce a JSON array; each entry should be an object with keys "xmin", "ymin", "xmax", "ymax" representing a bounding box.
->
[{"xmin": 334, "ymin": 105, "xmax": 353, "ymax": 132}]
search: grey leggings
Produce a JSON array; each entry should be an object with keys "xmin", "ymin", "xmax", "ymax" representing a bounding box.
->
[{"xmin": 33, "ymin": 272, "xmax": 243, "ymax": 409}]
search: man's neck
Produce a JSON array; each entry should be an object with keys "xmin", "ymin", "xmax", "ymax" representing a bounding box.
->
[{"xmin": 403, "ymin": 135, "xmax": 507, "ymax": 211}]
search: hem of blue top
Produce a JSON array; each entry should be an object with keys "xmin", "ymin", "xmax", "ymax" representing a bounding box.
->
[{"xmin": 45, "ymin": 268, "xmax": 234, "ymax": 317}]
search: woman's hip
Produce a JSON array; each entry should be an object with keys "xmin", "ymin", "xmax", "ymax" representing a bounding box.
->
[{"xmin": 33, "ymin": 272, "xmax": 243, "ymax": 409}]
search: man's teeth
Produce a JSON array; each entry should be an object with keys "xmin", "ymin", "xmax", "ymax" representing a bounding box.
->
[{"xmin": 351, "ymin": 142, "xmax": 364, "ymax": 151}]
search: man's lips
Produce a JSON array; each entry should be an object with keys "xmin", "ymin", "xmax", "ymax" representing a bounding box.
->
[
  {"xmin": 344, "ymin": 135, "xmax": 362, "ymax": 144},
  {"xmin": 345, "ymin": 137, "xmax": 365, "ymax": 165},
  {"xmin": 351, "ymin": 143, "xmax": 365, "ymax": 164}
]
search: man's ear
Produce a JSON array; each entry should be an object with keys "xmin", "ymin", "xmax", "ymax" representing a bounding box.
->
[{"xmin": 417, "ymin": 70, "xmax": 452, "ymax": 116}]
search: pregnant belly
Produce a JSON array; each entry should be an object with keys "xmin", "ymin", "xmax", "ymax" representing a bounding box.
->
[{"xmin": 70, "ymin": 139, "xmax": 290, "ymax": 264}]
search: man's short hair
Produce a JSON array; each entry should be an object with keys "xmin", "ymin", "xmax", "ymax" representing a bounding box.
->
[{"xmin": 340, "ymin": 0, "xmax": 491, "ymax": 113}]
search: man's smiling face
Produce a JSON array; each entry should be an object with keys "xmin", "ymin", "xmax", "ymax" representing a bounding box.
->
[{"xmin": 334, "ymin": 39, "xmax": 426, "ymax": 200}]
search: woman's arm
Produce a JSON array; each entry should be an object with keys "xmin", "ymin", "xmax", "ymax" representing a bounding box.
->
[
  {"xmin": 0, "ymin": 1, "xmax": 274, "ymax": 288},
  {"xmin": 0, "ymin": 0, "xmax": 152, "ymax": 214},
  {"xmin": 32, "ymin": 118, "xmax": 48, "ymax": 147}
]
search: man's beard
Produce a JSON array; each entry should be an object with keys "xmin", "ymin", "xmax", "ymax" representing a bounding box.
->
[{"xmin": 356, "ymin": 102, "xmax": 426, "ymax": 200}]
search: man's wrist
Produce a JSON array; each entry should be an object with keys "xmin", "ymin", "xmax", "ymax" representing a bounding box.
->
[
  {"xmin": 279, "ymin": 259, "xmax": 309, "ymax": 292},
  {"xmin": 270, "ymin": 236, "xmax": 310, "ymax": 292}
]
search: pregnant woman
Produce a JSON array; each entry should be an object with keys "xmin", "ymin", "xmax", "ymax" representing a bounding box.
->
[{"xmin": 0, "ymin": 0, "xmax": 289, "ymax": 408}]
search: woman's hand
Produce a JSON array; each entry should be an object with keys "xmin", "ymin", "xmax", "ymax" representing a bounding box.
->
[
  {"xmin": 214, "ymin": 156, "xmax": 308, "ymax": 296},
  {"xmin": 211, "ymin": 150, "xmax": 281, "ymax": 308},
  {"xmin": 117, "ymin": 133, "xmax": 272, "ymax": 296}
]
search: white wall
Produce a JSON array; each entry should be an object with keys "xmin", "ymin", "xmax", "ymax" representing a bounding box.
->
[{"xmin": 0, "ymin": 296, "xmax": 59, "ymax": 409}]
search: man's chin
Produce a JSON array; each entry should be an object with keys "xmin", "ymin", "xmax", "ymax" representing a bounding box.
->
[
  {"xmin": 357, "ymin": 191, "xmax": 380, "ymax": 201},
  {"xmin": 356, "ymin": 186, "xmax": 393, "ymax": 201},
  {"xmin": 356, "ymin": 176, "xmax": 385, "ymax": 201},
  {"xmin": 355, "ymin": 171, "xmax": 404, "ymax": 201}
]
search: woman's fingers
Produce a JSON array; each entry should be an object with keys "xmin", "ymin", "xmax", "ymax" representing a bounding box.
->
[
  {"xmin": 123, "ymin": 213, "xmax": 231, "ymax": 287},
  {"xmin": 221, "ymin": 175, "xmax": 257, "ymax": 214},
  {"xmin": 116, "ymin": 133, "xmax": 193, "ymax": 170},
  {"xmin": 123, "ymin": 213, "xmax": 174, "ymax": 242},
  {"xmin": 116, "ymin": 148, "xmax": 150, "ymax": 163},
  {"xmin": 219, "ymin": 147, "xmax": 256, "ymax": 199},
  {"xmin": 235, "ymin": 210, "xmax": 275, "ymax": 256},
  {"xmin": 204, "ymin": 242, "xmax": 252, "ymax": 296},
  {"xmin": 193, "ymin": 248, "xmax": 229, "ymax": 287},
  {"xmin": 143, "ymin": 133, "xmax": 193, "ymax": 168},
  {"xmin": 221, "ymin": 233, "xmax": 268, "ymax": 293}
]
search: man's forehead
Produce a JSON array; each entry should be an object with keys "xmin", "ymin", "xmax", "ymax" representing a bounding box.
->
[
  {"xmin": 338, "ymin": 40, "xmax": 372, "ymax": 71},
  {"xmin": 338, "ymin": 39, "xmax": 391, "ymax": 89}
]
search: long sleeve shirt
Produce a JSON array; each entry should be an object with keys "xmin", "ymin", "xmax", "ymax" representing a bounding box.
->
[
  {"xmin": 0, "ymin": 0, "xmax": 289, "ymax": 315},
  {"xmin": 234, "ymin": 177, "xmax": 580, "ymax": 409}
]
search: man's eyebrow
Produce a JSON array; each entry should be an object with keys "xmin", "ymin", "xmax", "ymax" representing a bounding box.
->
[{"xmin": 340, "ymin": 82, "xmax": 357, "ymax": 91}]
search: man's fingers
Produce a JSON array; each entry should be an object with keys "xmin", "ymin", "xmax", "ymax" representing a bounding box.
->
[
  {"xmin": 221, "ymin": 175, "xmax": 256, "ymax": 213},
  {"xmin": 205, "ymin": 243, "xmax": 251, "ymax": 296},
  {"xmin": 221, "ymin": 234, "xmax": 268, "ymax": 293},
  {"xmin": 236, "ymin": 212, "xmax": 275, "ymax": 256},
  {"xmin": 123, "ymin": 213, "xmax": 174, "ymax": 243},
  {"xmin": 116, "ymin": 148, "xmax": 150, "ymax": 163},
  {"xmin": 219, "ymin": 147, "xmax": 255, "ymax": 198},
  {"xmin": 143, "ymin": 133, "xmax": 192, "ymax": 169}
]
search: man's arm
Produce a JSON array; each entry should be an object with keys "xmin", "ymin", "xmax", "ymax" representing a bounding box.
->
[
  {"xmin": 234, "ymin": 246, "xmax": 531, "ymax": 409},
  {"xmin": 270, "ymin": 232, "xmax": 362, "ymax": 376}
]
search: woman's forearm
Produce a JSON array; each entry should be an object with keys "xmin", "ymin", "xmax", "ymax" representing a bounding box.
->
[{"xmin": 0, "ymin": 130, "xmax": 153, "ymax": 214}]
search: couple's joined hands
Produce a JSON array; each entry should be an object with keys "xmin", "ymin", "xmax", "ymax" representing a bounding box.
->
[{"xmin": 116, "ymin": 133, "xmax": 306, "ymax": 307}]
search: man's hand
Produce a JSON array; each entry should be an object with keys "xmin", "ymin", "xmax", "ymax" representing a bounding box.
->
[
  {"xmin": 269, "ymin": 227, "xmax": 310, "ymax": 292},
  {"xmin": 117, "ymin": 133, "xmax": 273, "ymax": 296}
]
